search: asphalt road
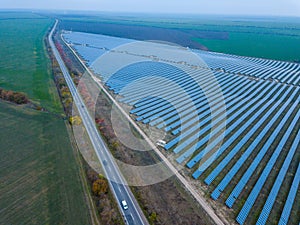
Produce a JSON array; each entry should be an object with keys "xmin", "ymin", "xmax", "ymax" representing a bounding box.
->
[{"xmin": 49, "ymin": 19, "xmax": 148, "ymax": 225}]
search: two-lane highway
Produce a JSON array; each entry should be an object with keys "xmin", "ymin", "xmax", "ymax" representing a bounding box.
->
[{"xmin": 49, "ymin": 19, "xmax": 148, "ymax": 225}]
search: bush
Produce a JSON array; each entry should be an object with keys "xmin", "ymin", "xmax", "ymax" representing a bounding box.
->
[
  {"xmin": 92, "ymin": 178, "xmax": 109, "ymax": 196},
  {"xmin": 149, "ymin": 212, "xmax": 158, "ymax": 224},
  {"xmin": 0, "ymin": 88, "xmax": 29, "ymax": 104}
]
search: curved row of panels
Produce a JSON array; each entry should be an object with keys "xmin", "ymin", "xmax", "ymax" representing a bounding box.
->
[{"xmin": 63, "ymin": 32, "xmax": 300, "ymax": 225}]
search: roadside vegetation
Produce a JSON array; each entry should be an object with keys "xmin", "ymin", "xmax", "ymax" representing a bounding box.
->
[
  {"xmin": 51, "ymin": 27, "xmax": 125, "ymax": 224},
  {"xmin": 86, "ymin": 167, "xmax": 124, "ymax": 224}
]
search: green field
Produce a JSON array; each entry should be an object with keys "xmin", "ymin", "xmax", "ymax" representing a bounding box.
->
[
  {"xmin": 0, "ymin": 12, "xmax": 91, "ymax": 224},
  {"xmin": 194, "ymin": 32, "xmax": 300, "ymax": 62},
  {"xmin": 0, "ymin": 12, "xmax": 61, "ymax": 112}
]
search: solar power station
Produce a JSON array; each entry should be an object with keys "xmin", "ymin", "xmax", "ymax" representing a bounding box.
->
[{"xmin": 64, "ymin": 32, "xmax": 300, "ymax": 225}]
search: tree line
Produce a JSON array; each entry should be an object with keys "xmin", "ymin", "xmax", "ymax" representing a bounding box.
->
[{"xmin": 0, "ymin": 88, "xmax": 29, "ymax": 104}]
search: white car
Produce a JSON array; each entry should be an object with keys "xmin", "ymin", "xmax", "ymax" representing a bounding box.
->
[
  {"xmin": 121, "ymin": 200, "xmax": 128, "ymax": 210},
  {"xmin": 156, "ymin": 139, "xmax": 166, "ymax": 148}
]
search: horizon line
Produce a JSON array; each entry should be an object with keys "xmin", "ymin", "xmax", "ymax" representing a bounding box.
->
[{"xmin": 1, "ymin": 8, "xmax": 300, "ymax": 19}]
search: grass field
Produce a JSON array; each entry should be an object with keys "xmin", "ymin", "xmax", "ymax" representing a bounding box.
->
[
  {"xmin": 0, "ymin": 12, "xmax": 61, "ymax": 112},
  {"xmin": 0, "ymin": 102, "xmax": 90, "ymax": 224},
  {"xmin": 0, "ymin": 12, "xmax": 91, "ymax": 224},
  {"xmin": 193, "ymin": 32, "xmax": 300, "ymax": 62}
]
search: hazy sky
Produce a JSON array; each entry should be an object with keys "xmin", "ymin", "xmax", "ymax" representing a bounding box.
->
[{"xmin": 1, "ymin": 0, "xmax": 300, "ymax": 17}]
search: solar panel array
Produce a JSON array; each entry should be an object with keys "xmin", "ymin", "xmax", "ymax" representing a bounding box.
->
[
  {"xmin": 197, "ymin": 50, "xmax": 300, "ymax": 86},
  {"xmin": 63, "ymin": 32, "xmax": 300, "ymax": 225}
]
